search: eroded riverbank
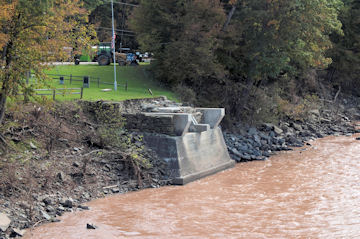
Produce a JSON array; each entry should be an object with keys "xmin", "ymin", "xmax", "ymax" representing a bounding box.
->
[{"xmin": 24, "ymin": 134, "xmax": 360, "ymax": 239}]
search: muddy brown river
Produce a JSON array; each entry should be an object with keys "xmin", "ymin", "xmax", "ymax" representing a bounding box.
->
[{"xmin": 24, "ymin": 135, "xmax": 360, "ymax": 239}]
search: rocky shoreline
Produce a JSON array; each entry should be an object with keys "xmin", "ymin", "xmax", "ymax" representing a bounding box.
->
[
  {"xmin": 1, "ymin": 96, "xmax": 360, "ymax": 239},
  {"xmin": 225, "ymin": 108, "xmax": 360, "ymax": 163}
]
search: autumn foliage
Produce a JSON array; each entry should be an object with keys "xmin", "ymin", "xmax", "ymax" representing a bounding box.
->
[{"xmin": 0, "ymin": 0, "xmax": 95, "ymax": 124}]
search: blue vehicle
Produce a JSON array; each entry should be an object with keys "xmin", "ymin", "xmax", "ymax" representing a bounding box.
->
[{"xmin": 126, "ymin": 53, "xmax": 136, "ymax": 62}]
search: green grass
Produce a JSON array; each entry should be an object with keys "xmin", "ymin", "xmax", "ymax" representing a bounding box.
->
[{"xmin": 39, "ymin": 64, "xmax": 176, "ymax": 101}]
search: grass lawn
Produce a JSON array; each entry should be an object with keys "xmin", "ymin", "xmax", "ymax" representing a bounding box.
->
[{"xmin": 39, "ymin": 64, "xmax": 176, "ymax": 101}]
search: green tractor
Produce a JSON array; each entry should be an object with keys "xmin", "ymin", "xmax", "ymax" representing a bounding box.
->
[
  {"xmin": 95, "ymin": 42, "xmax": 113, "ymax": 66},
  {"xmin": 94, "ymin": 42, "xmax": 138, "ymax": 66}
]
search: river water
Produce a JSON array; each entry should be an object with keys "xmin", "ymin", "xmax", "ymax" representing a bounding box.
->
[{"xmin": 24, "ymin": 135, "xmax": 360, "ymax": 239}]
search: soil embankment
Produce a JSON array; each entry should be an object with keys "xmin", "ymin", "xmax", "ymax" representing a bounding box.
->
[{"xmin": 0, "ymin": 98, "xmax": 176, "ymax": 238}]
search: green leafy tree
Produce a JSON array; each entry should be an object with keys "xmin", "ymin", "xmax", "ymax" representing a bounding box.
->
[
  {"xmin": 130, "ymin": 0, "xmax": 225, "ymax": 87},
  {"xmin": 329, "ymin": 0, "xmax": 360, "ymax": 94},
  {"xmin": 218, "ymin": 0, "xmax": 343, "ymax": 81},
  {"xmin": 0, "ymin": 0, "xmax": 95, "ymax": 125},
  {"xmin": 82, "ymin": 0, "xmax": 105, "ymax": 11}
]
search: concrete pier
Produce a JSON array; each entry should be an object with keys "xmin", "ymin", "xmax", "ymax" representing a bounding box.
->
[{"xmin": 142, "ymin": 107, "xmax": 235, "ymax": 185}]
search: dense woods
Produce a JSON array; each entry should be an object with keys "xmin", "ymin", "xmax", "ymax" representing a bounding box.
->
[{"xmin": 129, "ymin": 0, "xmax": 359, "ymax": 124}]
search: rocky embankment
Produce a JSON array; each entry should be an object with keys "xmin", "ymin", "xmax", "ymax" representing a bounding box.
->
[{"xmin": 225, "ymin": 106, "xmax": 360, "ymax": 162}]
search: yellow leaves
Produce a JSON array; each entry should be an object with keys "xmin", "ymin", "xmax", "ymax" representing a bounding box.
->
[
  {"xmin": 0, "ymin": 0, "xmax": 17, "ymax": 48},
  {"xmin": 0, "ymin": 0, "xmax": 16, "ymax": 21}
]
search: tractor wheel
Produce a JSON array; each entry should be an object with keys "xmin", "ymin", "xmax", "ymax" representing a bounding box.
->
[
  {"xmin": 117, "ymin": 59, "xmax": 126, "ymax": 66},
  {"xmin": 97, "ymin": 55, "xmax": 110, "ymax": 66}
]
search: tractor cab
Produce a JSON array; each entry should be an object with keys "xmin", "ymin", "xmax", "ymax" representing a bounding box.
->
[{"xmin": 95, "ymin": 42, "xmax": 113, "ymax": 66}]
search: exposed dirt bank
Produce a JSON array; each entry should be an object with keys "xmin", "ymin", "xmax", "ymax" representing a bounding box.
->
[{"xmin": 0, "ymin": 98, "xmax": 174, "ymax": 238}]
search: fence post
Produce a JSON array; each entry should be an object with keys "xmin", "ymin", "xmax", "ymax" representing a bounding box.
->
[
  {"xmin": 97, "ymin": 77, "xmax": 100, "ymax": 88},
  {"xmin": 70, "ymin": 74, "xmax": 72, "ymax": 85},
  {"xmin": 80, "ymin": 87, "xmax": 83, "ymax": 99},
  {"xmin": 83, "ymin": 76, "xmax": 90, "ymax": 88},
  {"xmin": 53, "ymin": 89, "xmax": 56, "ymax": 100}
]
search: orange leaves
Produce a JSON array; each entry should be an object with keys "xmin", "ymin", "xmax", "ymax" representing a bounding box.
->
[{"xmin": 0, "ymin": 0, "xmax": 16, "ymax": 48}]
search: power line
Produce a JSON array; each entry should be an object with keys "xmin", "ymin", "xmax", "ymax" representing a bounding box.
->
[
  {"xmin": 95, "ymin": 27, "xmax": 134, "ymax": 34},
  {"xmin": 95, "ymin": 28, "xmax": 135, "ymax": 37}
]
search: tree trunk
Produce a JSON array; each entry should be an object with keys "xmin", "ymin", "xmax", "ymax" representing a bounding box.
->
[
  {"xmin": 0, "ymin": 42, "xmax": 12, "ymax": 126},
  {"xmin": 222, "ymin": 1, "xmax": 239, "ymax": 31},
  {"xmin": 0, "ymin": 85, "xmax": 8, "ymax": 126}
]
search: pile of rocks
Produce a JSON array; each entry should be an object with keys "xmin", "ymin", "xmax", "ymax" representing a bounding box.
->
[
  {"xmin": 225, "ymin": 108, "xmax": 359, "ymax": 162},
  {"xmin": 0, "ymin": 195, "xmax": 83, "ymax": 238}
]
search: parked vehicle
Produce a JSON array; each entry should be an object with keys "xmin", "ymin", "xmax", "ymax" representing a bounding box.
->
[{"xmin": 92, "ymin": 42, "xmax": 138, "ymax": 66}]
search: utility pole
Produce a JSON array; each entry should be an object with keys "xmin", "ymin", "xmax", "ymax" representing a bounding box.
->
[{"xmin": 111, "ymin": 0, "xmax": 117, "ymax": 91}]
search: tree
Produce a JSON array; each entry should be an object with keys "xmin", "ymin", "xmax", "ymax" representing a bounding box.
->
[
  {"xmin": 218, "ymin": 0, "xmax": 343, "ymax": 82},
  {"xmin": 329, "ymin": 0, "xmax": 360, "ymax": 95},
  {"xmin": 130, "ymin": 0, "xmax": 225, "ymax": 87},
  {"xmin": 89, "ymin": 0, "xmax": 139, "ymax": 50},
  {"xmin": 82, "ymin": 0, "xmax": 105, "ymax": 11},
  {"xmin": 0, "ymin": 0, "xmax": 95, "ymax": 125}
]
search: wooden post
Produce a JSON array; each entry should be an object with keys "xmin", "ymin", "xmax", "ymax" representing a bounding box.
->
[
  {"xmin": 80, "ymin": 87, "xmax": 83, "ymax": 99},
  {"xmin": 53, "ymin": 89, "xmax": 56, "ymax": 100},
  {"xmin": 70, "ymin": 74, "xmax": 72, "ymax": 85}
]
